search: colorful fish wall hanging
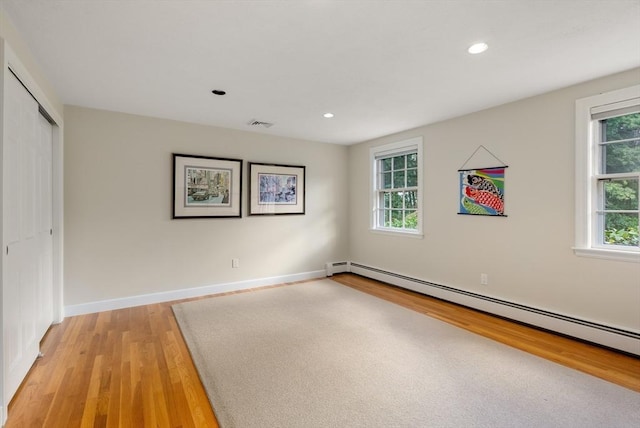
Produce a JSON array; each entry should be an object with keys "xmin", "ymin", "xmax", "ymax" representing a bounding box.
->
[{"xmin": 458, "ymin": 167, "xmax": 507, "ymax": 217}]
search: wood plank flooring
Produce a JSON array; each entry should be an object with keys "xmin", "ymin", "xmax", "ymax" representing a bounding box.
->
[
  {"xmin": 6, "ymin": 273, "xmax": 640, "ymax": 427},
  {"xmin": 332, "ymin": 274, "xmax": 640, "ymax": 392}
]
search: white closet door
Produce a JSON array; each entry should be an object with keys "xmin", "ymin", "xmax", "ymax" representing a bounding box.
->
[
  {"xmin": 3, "ymin": 71, "xmax": 54, "ymax": 404},
  {"xmin": 35, "ymin": 112, "xmax": 54, "ymax": 339}
]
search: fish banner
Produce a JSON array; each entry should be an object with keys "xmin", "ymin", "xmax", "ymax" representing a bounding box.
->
[{"xmin": 458, "ymin": 167, "xmax": 507, "ymax": 216}]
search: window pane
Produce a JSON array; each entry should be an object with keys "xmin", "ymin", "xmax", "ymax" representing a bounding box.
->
[
  {"xmin": 393, "ymin": 170, "xmax": 405, "ymax": 188},
  {"xmin": 602, "ymin": 113, "xmax": 640, "ymax": 142},
  {"xmin": 393, "ymin": 156, "xmax": 405, "ymax": 169},
  {"xmin": 603, "ymin": 213, "xmax": 639, "ymax": 247},
  {"xmin": 407, "ymin": 168, "xmax": 417, "ymax": 187},
  {"xmin": 381, "ymin": 158, "xmax": 392, "ymax": 172},
  {"xmin": 391, "ymin": 209, "xmax": 403, "ymax": 227},
  {"xmin": 383, "ymin": 209, "xmax": 391, "ymax": 227},
  {"xmin": 602, "ymin": 140, "xmax": 640, "ymax": 174},
  {"xmin": 383, "ymin": 192, "xmax": 391, "ymax": 208},
  {"xmin": 405, "ymin": 210, "xmax": 418, "ymax": 229},
  {"xmin": 404, "ymin": 191, "xmax": 417, "ymax": 209},
  {"xmin": 382, "ymin": 172, "xmax": 392, "ymax": 189},
  {"xmin": 603, "ymin": 178, "xmax": 638, "ymax": 210},
  {"xmin": 407, "ymin": 153, "xmax": 417, "ymax": 168},
  {"xmin": 391, "ymin": 192, "xmax": 403, "ymax": 209}
]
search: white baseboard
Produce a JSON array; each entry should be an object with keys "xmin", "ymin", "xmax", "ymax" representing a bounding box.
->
[
  {"xmin": 62, "ymin": 262, "xmax": 639, "ymax": 356},
  {"xmin": 348, "ymin": 262, "xmax": 640, "ymax": 356},
  {"xmin": 64, "ymin": 269, "xmax": 326, "ymax": 317}
]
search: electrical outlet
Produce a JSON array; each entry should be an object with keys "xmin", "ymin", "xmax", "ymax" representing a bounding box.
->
[
  {"xmin": 480, "ymin": 273, "xmax": 488, "ymax": 285},
  {"xmin": 232, "ymin": 258, "xmax": 240, "ymax": 268}
]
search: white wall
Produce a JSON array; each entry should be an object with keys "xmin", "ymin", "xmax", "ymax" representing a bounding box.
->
[
  {"xmin": 63, "ymin": 106, "xmax": 349, "ymax": 307},
  {"xmin": 348, "ymin": 68, "xmax": 640, "ymax": 333},
  {"xmin": 4, "ymin": 2, "xmax": 638, "ymax": 341}
]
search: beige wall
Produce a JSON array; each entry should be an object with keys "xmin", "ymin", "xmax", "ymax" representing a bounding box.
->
[
  {"xmin": 348, "ymin": 68, "xmax": 640, "ymax": 332},
  {"xmin": 6, "ymin": 3, "xmax": 639, "ymax": 332},
  {"xmin": 63, "ymin": 106, "xmax": 349, "ymax": 305}
]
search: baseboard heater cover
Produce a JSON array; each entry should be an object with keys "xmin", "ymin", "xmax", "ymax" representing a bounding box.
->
[
  {"xmin": 348, "ymin": 262, "xmax": 640, "ymax": 356},
  {"xmin": 325, "ymin": 261, "xmax": 350, "ymax": 276}
]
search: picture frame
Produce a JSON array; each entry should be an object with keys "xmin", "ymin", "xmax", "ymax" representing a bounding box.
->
[
  {"xmin": 248, "ymin": 162, "xmax": 305, "ymax": 215},
  {"xmin": 173, "ymin": 153, "xmax": 242, "ymax": 218},
  {"xmin": 458, "ymin": 166, "xmax": 507, "ymax": 217}
]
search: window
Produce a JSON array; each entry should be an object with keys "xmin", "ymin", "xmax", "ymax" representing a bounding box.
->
[
  {"xmin": 575, "ymin": 85, "xmax": 640, "ymax": 262},
  {"xmin": 370, "ymin": 137, "xmax": 423, "ymax": 236}
]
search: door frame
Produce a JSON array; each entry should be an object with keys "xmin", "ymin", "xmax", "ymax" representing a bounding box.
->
[{"xmin": 0, "ymin": 39, "xmax": 64, "ymax": 423}]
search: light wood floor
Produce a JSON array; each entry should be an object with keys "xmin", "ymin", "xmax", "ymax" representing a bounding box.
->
[{"xmin": 6, "ymin": 273, "xmax": 640, "ymax": 427}]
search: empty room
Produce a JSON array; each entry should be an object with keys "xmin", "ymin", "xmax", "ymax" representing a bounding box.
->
[{"xmin": 1, "ymin": 1, "xmax": 639, "ymax": 427}]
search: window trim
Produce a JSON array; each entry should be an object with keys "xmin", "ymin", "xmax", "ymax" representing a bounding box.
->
[
  {"xmin": 370, "ymin": 137, "xmax": 424, "ymax": 237},
  {"xmin": 574, "ymin": 84, "xmax": 640, "ymax": 263}
]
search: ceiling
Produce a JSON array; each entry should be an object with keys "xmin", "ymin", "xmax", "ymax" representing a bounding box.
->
[{"xmin": 2, "ymin": 1, "xmax": 639, "ymax": 145}]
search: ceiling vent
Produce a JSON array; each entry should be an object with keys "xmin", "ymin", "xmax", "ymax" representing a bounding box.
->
[{"xmin": 247, "ymin": 119, "xmax": 274, "ymax": 128}]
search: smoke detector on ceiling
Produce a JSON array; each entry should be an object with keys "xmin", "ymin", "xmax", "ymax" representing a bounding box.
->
[{"xmin": 247, "ymin": 119, "xmax": 274, "ymax": 128}]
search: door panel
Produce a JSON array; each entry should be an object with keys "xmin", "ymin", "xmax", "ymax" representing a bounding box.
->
[
  {"xmin": 3, "ymin": 71, "xmax": 54, "ymax": 404},
  {"xmin": 35, "ymin": 114, "xmax": 53, "ymax": 339}
]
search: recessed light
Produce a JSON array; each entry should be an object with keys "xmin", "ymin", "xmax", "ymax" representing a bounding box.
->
[
  {"xmin": 467, "ymin": 42, "xmax": 488, "ymax": 54},
  {"xmin": 211, "ymin": 89, "xmax": 226, "ymax": 96},
  {"xmin": 323, "ymin": 113, "xmax": 334, "ymax": 118}
]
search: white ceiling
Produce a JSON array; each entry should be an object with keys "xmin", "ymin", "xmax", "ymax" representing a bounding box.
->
[{"xmin": 2, "ymin": 1, "xmax": 639, "ymax": 145}]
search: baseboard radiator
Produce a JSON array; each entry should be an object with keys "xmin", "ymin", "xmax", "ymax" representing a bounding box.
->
[{"xmin": 325, "ymin": 261, "xmax": 640, "ymax": 356}]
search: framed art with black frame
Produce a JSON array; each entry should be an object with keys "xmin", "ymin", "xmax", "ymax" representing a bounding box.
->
[
  {"xmin": 248, "ymin": 162, "xmax": 305, "ymax": 215},
  {"xmin": 173, "ymin": 153, "xmax": 242, "ymax": 218}
]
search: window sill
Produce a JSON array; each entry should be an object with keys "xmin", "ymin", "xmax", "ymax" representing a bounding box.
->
[
  {"xmin": 371, "ymin": 228, "xmax": 424, "ymax": 239},
  {"xmin": 573, "ymin": 247, "xmax": 640, "ymax": 263}
]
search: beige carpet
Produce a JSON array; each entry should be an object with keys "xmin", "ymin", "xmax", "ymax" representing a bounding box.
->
[{"xmin": 172, "ymin": 279, "xmax": 640, "ymax": 427}]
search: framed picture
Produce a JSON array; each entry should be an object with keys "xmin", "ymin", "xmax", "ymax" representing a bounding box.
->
[
  {"xmin": 458, "ymin": 167, "xmax": 507, "ymax": 217},
  {"xmin": 248, "ymin": 162, "xmax": 305, "ymax": 215},
  {"xmin": 173, "ymin": 154, "xmax": 242, "ymax": 218}
]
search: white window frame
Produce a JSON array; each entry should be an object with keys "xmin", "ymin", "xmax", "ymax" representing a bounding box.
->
[
  {"xmin": 574, "ymin": 85, "xmax": 640, "ymax": 263},
  {"xmin": 370, "ymin": 137, "xmax": 423, "ymax": 237}
]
